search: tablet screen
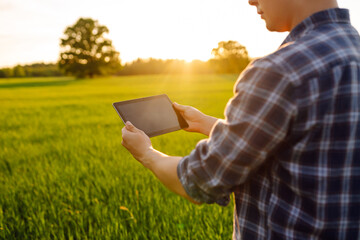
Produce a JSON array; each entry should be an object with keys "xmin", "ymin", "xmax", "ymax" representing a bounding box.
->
[{"xmin": 113, "ymin": 94, "xmax": 188, "ymax": 137}]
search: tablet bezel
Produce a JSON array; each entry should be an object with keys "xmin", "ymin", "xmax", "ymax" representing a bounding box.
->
[{"xmin": 112, "ymin": 94, "xmax": 188, "ymax": 137}]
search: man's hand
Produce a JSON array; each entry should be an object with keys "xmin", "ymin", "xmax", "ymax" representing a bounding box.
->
[
  {"xmin": 121, "ymin": 121, "xmax": 153, "ymax": 168},
  {"xmin": 121, "ymin": 121, "xmax": 201, "ymax": 204},
  {"xmin": 173, "ymin": 102, "xmax": 219, "ymax": 136}
]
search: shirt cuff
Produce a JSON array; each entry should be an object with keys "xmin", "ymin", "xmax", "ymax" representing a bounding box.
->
[{"xmin": 177, "ymin": 156, "xmax": 230, "ymax": 206}]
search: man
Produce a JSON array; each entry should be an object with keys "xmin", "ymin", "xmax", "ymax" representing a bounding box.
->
[{"xmin": 122, "ymin": 0, "xmax": 360, "ymax": 239}]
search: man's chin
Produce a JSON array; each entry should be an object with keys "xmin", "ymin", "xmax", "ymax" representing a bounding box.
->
[{"xmin": 265, "ymin": 22, "xmax": 290, "ymax": 32}]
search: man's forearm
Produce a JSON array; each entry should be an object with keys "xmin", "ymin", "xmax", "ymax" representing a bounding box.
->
[{"xmin": 141, "ymin": 149, "xmax": 200, "ymax": 204}]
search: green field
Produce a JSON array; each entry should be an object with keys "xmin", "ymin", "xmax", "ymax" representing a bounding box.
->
[{"xmin": 0, "ymin": 74, "xmax": 238, "ymax": 239}]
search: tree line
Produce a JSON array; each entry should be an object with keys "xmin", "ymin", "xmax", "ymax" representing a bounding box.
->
[
  {"xmin": 0, "ymin": 63, "xmax": 62, "ymax": 78},
  {"xmin": 0, "ymin": 18, "xmax": 250, "ymax": 78}
]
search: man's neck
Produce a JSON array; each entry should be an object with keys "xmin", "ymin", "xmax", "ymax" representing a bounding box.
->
[{"xmin": 289, "ymin": 0, "xmax": 339, "ymax": 31}]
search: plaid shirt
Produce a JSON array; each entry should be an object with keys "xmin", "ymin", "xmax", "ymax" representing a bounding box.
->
[{"xmin": 177, "ymin": 8, "xmax": 360, "ymax": 240}]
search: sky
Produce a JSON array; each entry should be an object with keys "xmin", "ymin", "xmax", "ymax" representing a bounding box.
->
[{"xmin": 0, "ymin": 0, "xmax": 359, "ymax": 68}]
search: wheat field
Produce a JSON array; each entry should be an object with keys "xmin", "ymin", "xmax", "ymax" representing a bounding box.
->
[{"xmin": 0, "ymin": 74, "xmax": 238, "ymax": 239}]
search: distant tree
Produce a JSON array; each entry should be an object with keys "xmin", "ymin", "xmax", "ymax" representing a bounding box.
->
[
  {"xmin": 13, "ymin": 65, "xmax": 26, "ymax": 78},
  {"xmin": 0, "ymin": 68, "xmax": 13, "ymax": 78},
  {"xmin": 0, "ymin": 69, "xmax": 6, "ymax": 78},
  {"xmin": 0, "ymin": 63, "xmax": 64, "ymax": 78},
  {"xmin": 23, "ymin": 63, "xmax": 63, "ymax": 77},
  {"xmin": 117, "ymin": 58, "xmax": 214, "ymax": 75},
  {"xmin": 211, "ymin": 40, "xmax": 250, "ymax": 74},
  {"xmin": 59, "ymin": 18, "xmax": 121, "ymax": 78}
]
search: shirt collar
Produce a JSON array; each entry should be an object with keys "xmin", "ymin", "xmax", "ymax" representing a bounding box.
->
[{"xmin": 282, "ymin": 8, "xmax": 350, "ymax": 45}]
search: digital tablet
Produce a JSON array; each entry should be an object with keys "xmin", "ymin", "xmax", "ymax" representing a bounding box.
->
[{"xmin": 113, "ymin": 94, "xmax": 189, "ymax": 137}]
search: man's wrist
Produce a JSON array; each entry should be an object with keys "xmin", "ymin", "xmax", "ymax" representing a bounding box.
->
[
  {"xmin": 137, "ymin": 148, "xmax": 201, "ymax": 204},
  {"xmin": 137, "ymin": 147, "xmax": 159, "ymax": 169},
  {"xmin": 201, "ymin": 115, "xmax": 218, "ymax": 136},
  {"xmin": 139, "ymin": 147, "xmax": 173, "ymax": 172}
]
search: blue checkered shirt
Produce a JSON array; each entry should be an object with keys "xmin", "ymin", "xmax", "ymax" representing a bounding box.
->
[{"xmin": 177, "ymin": 8, "xmax": 360, "ymax": 240}]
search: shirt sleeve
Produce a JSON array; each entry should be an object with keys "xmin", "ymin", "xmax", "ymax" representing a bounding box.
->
[{"xmin": 177, "ymin": 60, "xmax": 297, "ymax": 206}]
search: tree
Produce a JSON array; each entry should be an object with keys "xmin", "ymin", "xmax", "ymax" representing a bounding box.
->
[
  {"xmin": 0, "ymin": 69, "xmax": 6, "ymax": 78},
  {"xmin": 211, "ymin": 40, "xmax": 250, "ymax": 74},
  {"xmin": 0, "ymin": 68, "xmax": 13, "ymax": 78},
  {"xmin": 59, "ymin": 18, "xmax": 121, "ymax": 78},
  {"xmin": 13, "ymin": 65, "xmax": 26, "ymax": 78}
]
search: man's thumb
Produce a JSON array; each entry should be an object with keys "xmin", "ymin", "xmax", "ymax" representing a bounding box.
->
[{"xmin": 125, "ymin": 121, "xmax": 136, "ymax": 131}]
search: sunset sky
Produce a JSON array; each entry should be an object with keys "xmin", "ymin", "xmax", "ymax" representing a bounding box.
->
[{"xmin": 0, "ymin": 0, "xmax": 359, "ymax": 68}]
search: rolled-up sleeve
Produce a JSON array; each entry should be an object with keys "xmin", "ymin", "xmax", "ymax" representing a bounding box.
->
[{"xmin": 177, "ymin": 60, "xmax": 297, "ymax": 206}]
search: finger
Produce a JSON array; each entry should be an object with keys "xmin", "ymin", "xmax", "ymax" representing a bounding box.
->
[
  {"xmin": 121, "ymin": 130, "xmax": 128, "ymax": 144},
  {"xmin": 125, "ymin": 121, "xmax": 137, "ymax": 132},
  {"xmin": 121, "ymin": 134, "xmax": 131, "ymax": 147},
  {"xmin": 122, "ymin": 126, "xmax": 127, "ymax": 134},
  {"xmin": 122, "ymin": 142, "xmax": 130, "ymax": 151},
  {"xmin": 122, "ymin": 127, "xmax": 134, "ymax": 140},
  {"xmin": 122, "ymin": 126, "xmax": 131, "ymax": 137},
  {"xmin": 122, "ymin": 141, "xmax": 129, "ymax": 149},
  {"xmin": 122, "ymin": 127, "xmax": 136, "ymax": 140},
  {"xmin": 173, "ymin": 102, "xmax": 186, "ymax": 112}
]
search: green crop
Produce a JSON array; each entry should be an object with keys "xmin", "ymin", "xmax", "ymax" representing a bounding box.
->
[{"xmin": 0, "ymin": 74, "xmax": 237, "ymax": 239}]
